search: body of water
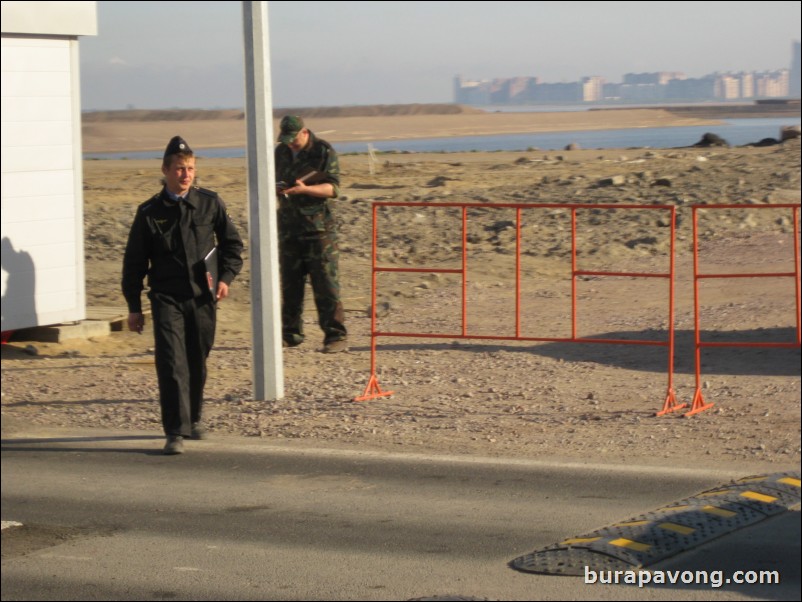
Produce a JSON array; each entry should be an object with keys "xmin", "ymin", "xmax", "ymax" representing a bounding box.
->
[
  {"xmin": 471, "ymin": 102, "xmax": 754, "ymax": 113},
  {"xmin": 85, "ymin": 117, "xmax": 800, "ymax": 160}
]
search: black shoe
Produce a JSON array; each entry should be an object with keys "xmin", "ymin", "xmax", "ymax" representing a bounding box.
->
[
  {"xmin": 190, "ymin": 422, "xmax": 207, "ymax": 440},
  {"xmin": 322, "ymin": 338, "xmax": 349, "ymax": 354},
  {"xmin": 163, "ymin": 436, "xmax": 184, "ymax": 455}
]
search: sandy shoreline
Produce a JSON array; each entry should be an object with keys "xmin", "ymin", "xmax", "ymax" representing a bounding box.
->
[{"xmin": 81, "ymin": 108, "xmax": 725, "ymax": 154}]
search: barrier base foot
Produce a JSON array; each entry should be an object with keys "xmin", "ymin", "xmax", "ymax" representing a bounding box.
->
[
  {"xmin": 354, "ymin": 374, "xmax": 394, "ymax": 402},
  {"xmin": 656, "ymin": 389, "xmax": 688, "ymax": 416},
  {"xmin": 684, "ymin": 389, "xmax": 715, "ymax": 417}
]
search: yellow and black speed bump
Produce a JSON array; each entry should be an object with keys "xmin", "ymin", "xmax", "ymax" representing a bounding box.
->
[{"xmin": 510, "ymin": 471, "xmax": 800, "ymax": 576}]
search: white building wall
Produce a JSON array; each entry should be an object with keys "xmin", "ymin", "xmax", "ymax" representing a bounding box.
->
[{"xmin": 1, "ymin": 36, "xmax": 86, "ymax": 330}]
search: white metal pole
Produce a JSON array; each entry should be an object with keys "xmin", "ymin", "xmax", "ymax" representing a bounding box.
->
[{"xmin": 243, "ymin": 1, "xmax": 283, "ymax": 399}]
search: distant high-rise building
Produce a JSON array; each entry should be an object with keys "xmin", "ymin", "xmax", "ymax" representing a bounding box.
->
[
  {"xmin": 622, "ymin": 72, "xmax": 684, "ymax": 85},
  {"xmin": 739, "ymin": 72, "xmax": 754, "ymax": 99},
  {"xmin": 754, "ymin": 70, "xmax": 790, "ymax": 98},
  {"xmin": 791, "ymin": 41, "xmax": 801, "ymax": 97},
  {"xmin": 581, "ymin": 76, "xmax": 605, "ymax": 102},
  {"xmin": 714, "ymin": 74, "xmax": 741, "ymax": 99},
  {"xmin": 454, "ymin": 75, "xmax": 491, "ymax": 105}
]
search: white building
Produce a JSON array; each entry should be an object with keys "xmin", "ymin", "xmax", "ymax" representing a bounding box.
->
[
  {"xmin": 581, "ymin": 76, "xmax": 605, "ymax": 102},
  {"xmin": 1, "ymin": 1, "xmax": 97, "ymax": 332}
]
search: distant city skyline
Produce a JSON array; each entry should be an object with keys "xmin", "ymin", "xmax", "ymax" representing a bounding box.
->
[
  {"xmin": 455, "ymin": 46, "xmax": 799, "ymax": 105},
  {"xmin": 78, "ymin": 1, "xmax": 802, "ymax": 110}
]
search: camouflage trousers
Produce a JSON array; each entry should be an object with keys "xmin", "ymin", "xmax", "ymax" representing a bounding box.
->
[{"xmin": 279, "ymin": 228, "xmax": 347, "ymax": 345}]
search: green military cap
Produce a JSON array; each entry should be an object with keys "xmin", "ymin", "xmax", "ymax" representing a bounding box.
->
[{"xmin": 278, "ymin": 115, "xmax": 304, "ymax": 144}]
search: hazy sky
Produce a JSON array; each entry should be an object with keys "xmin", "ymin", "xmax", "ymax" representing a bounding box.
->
[{"xmin": 79, "ymin": 1, "xmax": 802, "ymax": 110}]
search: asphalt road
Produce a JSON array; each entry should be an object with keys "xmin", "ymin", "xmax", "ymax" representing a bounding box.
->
[{"xmin": 1, "ymin": 430, "xmax": 799, "ymax": 601}]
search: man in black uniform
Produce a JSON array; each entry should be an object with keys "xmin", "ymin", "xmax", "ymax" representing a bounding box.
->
[
  {"xmin": 122, "ymin": 136, "xmax": 244, "ymax": 455},
  {"xmin": 275, "ymin": 115, "xmax": 347, "ymax": 353}
]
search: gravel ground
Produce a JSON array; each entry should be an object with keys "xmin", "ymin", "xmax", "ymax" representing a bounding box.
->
[{"xmin": 2, "ymin": 140, "xmax": 800, "ymax": 472}]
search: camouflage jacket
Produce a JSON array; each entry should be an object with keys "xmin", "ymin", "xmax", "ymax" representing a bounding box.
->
[{"xmin": 275, "ymin": 132, "xmax": 340, "ymax": 235}]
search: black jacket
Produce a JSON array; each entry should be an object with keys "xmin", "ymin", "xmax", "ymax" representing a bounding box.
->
[{"xmin": 122, "ymin": 186, "xmax": 244, "ymax": 313}]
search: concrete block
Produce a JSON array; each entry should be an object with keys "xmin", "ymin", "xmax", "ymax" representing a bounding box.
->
[{"xmin": 15, "ymin": 320, "xmax": 111, "ymax": 343}]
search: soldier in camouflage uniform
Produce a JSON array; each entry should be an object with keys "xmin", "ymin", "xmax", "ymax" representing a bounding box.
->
[{"xmin": 275, "ymin": 115, "xmax": 347, "ymax": 353}]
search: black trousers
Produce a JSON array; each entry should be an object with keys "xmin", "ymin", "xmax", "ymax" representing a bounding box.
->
[{"xmin": 150, "ymin": 292, "xmax": 216, "ymax": 437}]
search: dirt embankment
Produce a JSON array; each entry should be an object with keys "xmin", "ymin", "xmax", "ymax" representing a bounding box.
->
[
  {"xmin": 78, "ymin": 101, "xmax": 796, "ymax": 156},
  {"xmin": 81, "ymin": 104, "xmax": 728, "ymax": 154},
  {"xmin": 621, "ymin": 101, "xmax": 800, "ymax": 120},
  {"xmin": 666, "ymin": 101, "xmax": 800, "ymax": 119},
  {"xmin": 81, "ymin": 101, "xmax": 800, "ymax": 124},
  {"xmin": 81, "ymin": 104, "xmax": 485, "ymax": 123}
]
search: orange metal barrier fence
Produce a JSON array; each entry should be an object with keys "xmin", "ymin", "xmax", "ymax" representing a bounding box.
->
[
  {"xmin": 354, "ymin": 202, "xmax": 680, "ymax": 415},
  {"xmin": 684, "ymin": 204, "xmax": 802, "ymax": 417}
]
